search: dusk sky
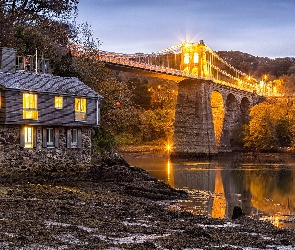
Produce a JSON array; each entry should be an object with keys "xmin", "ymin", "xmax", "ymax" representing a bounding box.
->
[{"xmin": 77, "ymin": 0, "xmax": 295, "ymax": 58}]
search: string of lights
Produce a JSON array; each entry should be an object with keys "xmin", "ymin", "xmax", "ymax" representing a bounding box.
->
[{"xmin": 71, "ymin": 42, "xmax": 273, "ymax": 96}]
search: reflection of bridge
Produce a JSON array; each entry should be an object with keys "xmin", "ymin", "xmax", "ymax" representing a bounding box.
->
[{"xmin": 73, "ymin": 40, "xmax": 270, "ymax": 156}]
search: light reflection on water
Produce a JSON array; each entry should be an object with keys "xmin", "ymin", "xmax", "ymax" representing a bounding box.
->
[{"xmin": 123, "ymin": 154, "xmax": 295, "ymax": 229}]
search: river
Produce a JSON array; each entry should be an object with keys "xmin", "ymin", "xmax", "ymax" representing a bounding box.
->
[{"xmin": 122, "ymin": 152, "xmax": 295, "ymax": 229}]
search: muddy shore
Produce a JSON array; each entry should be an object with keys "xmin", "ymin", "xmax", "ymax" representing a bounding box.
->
[{"xmin": 1, "ymin": 160, "xmax": 295, "ymax": 249}]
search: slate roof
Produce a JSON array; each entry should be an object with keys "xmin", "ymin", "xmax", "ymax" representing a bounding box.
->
[{"xmin": 0, "ymin": 72, "xmax": 101, "ymax": 98}]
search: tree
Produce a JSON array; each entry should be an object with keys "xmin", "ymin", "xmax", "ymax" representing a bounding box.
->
[
  {"xmin": 127, "ymin": 77, "xmax": 151, "ymax": 110},
  {"xmin": 243, "ymin": 99, "xmax": 295, "ymax": 150},
  {"xmin": 0, "ymin": 0, "xmax": 79, "ymax": 74}
]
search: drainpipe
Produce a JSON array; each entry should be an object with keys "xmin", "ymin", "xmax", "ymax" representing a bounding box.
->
[
  {"xmin": 96, "ymin": 95, "xmax": 103, "ymax": 126},
  {"xmin": 96, "ymin": 97, "xmax": 99, "ymax": 126},
  {"xmin": 35, "ymin": 48, "xmax": 38, "ymax": 73}
]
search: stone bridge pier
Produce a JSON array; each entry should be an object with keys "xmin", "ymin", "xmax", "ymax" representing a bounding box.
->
[{"xmin": 171, "ymin": 79, "xmax": 259, "ymax": 158}]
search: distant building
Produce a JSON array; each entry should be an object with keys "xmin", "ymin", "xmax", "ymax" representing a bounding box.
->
[{"xmin": 0, "ymin": 47, "xmax": 102, "ymax": 172}]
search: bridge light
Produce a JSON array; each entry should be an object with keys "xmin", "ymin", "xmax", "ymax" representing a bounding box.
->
[
  {"xmin": 184, "ymin": 42, "xmax": 192, "ymax": 47},
  {"xmin": 166, "ymin": 142, "xmax": 172, "ymax": 153}
]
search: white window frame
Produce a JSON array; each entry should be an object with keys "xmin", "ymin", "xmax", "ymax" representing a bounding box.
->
[
  {"xmin": 71, "ymin": 129, "xmax": 78, "ymax": 147},
  {"xmin": 47, "ymin": 128, "xmax": 54, "ymax": 147},
  {"xmin": 24, "ymin": 126, "xmax": 34, "ymax": 148}
]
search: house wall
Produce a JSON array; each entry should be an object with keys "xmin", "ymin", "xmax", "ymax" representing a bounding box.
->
[
  {"xmin": 4, "ymin": 90, "xmax": 99, "ymax": 126},
  {"xmin": 0, "ymin": 91, "xmax": 5, "ymax": 122},
  {"xmin": 0, "ymin": 47, "xmax": 16, "ymax": 74},
  {"xmin": 0, "ymin": 125, "xmax": 93, "ymax": 176}
]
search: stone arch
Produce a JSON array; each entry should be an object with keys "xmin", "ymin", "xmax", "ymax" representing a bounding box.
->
[
  {"xmin": 210, "ymin": 91, "xmax": 225, "ymax": 147},
  {"xmin": 219, "ymin": 93, "xmax": 239, "ymax": 151}
]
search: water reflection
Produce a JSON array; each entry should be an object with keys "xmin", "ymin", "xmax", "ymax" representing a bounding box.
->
[
  {"xmin": 167, "ymin": 159, "xmax": 174, "ymax": 187},
  {"xmin": 123, "ymin": 154, "xmax": 295, "ymax": 228},
  {"xmin": 211, "ymin": 170, "xmax": 226, "ymax": 219}
]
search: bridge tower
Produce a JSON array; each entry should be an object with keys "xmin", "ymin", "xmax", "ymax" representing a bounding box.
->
[
  {"xmin": 180, "ymin": 40, "xmax": 208, "ymax": 77},
  {"xmin": 172, "ymin": 79, "xmax": 218, "ymax": 158}
]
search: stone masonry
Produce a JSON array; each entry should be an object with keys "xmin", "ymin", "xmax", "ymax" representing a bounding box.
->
[
  {"xmin": 172, "ymin": 79, "xmax": 259, "ymax": 157},
  {"xmin": 0, "ymin": 125, "xmax": 93, "ymax": 176}
]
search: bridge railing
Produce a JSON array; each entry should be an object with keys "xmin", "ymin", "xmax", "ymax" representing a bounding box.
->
[
  {"xmin": 70, "ymin": 43, "xmax": 274, "ymax": 96},
  {"xmin": 98, "ymin": 50, "xmax": 259, "ymax": 93}
]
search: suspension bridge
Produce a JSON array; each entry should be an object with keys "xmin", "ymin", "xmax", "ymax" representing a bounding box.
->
[
  {"xmin": 73, "ymin": 40, "xmax": 273, "ymax": 96},
  {"xmin": 72, "ymin": 40, "xmax": 269, "ymax": 157}
]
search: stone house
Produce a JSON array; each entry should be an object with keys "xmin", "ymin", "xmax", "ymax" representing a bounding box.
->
[{"xmin": 0, "ymin": 47, "xmax": 102, "ymax": 173}]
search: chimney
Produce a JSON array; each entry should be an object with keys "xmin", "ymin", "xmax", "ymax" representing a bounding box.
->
[{"xmin": 0, "ymin": 47, "xmax": 16, "ymax": 73}]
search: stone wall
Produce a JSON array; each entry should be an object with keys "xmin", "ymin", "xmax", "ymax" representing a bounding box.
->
[
  {"xmin": 172, "ymin": 78, "xmax": 259, "ymax": 157},
  {"xmin": 0, "ymin": 125, "xmax": 93, "ymax": 178},
  {"xmin": 172, "ymin": 79, "xmax": 217, "ymax": 157}
]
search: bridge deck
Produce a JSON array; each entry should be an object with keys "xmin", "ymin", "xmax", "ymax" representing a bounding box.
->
[{"xmin": 105, "ymin": 62, "xmax": 187, "ymax": 82}]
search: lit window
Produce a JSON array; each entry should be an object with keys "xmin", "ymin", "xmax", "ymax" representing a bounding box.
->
[
  {"xmin": 194, "ymin": 53, "xmax": 199, "ymax": 64},
  {"xmin": 24, "ymin": 126, "xmax": 33, "ymax": 148},
  {"xmin": 23, "ymin": 93, "xmax": 38, "ymax": 119},
  {"xmin": 184, "ymin": 53, "xmax": 190, "ymax": 64},
  {"xmin": 71, "ymin": 129, "xmax": 78, "ymax": 147},
  {"xmin": 75, "ymin": 98, "xmax": 87, "ymax": 121},
  {"xmin": 55, "ymin": 96, "xmax": 63, "ymax": 109},
  {"xmin": 47, "ymin": 128, "xmax": 54, "ymax": 147}
]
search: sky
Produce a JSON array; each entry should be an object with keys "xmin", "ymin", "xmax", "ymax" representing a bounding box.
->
[{"xmin": 77, "ymin": 0, "xmax": 295, "ymax": 58}]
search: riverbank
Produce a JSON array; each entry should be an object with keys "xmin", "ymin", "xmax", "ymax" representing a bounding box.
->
[{"xmin": 1, "ymin": 162, "xmax": 295, "ymax": 249}]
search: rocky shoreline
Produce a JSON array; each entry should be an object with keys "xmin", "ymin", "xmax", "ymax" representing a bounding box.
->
[{"xmin": 1, "ymin": 160, "xmax": 295, "ymax": 249}]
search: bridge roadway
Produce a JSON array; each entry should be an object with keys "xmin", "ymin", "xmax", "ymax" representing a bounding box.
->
[{"xmin": 105, "ymin": 62, "xmax": 188, "ymax": 82}]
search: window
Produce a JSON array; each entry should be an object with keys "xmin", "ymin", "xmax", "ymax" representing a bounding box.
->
[
  {"xmin": 67, "ymin": 128, "xmax": 82, "ymax": 148},
  {"xmin": 42, "ymin": 127, "xmax": 59, "ymax": 148},
  {"xmin": 23, "ymin": 93, "xmax": 38, "ymax": 119},
  {"xmin": 184, "ymin": 53, "xmax": 190, "ymax": 64},
  {"xmin": 55, "ymin": 96, "xmax": 63, "ymax": 109},
  {"xmin": 47, "ymin": 128, "xmax": 54, "ymax": 147},
  {"xmin": 194, "ymin": 52, "xmax": 199, "ymax": 64},
  {"xmin": 75, "ymin": 98, "xmax": 87, "ymax": 121},
  {"xmin": 23, "ymin": 126, "xmax": 34, "ymax": 148},
  {"xmin": 71, "ymin": 129, "xmax": 78, "ymax": 147}
]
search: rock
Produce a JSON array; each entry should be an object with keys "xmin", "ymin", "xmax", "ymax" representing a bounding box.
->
[
  {"xmin": 101, "ymin": 149, "xmax": 130, "ymax": 167},
  {"xmin": 232, "ymin": 206, "xmax": 244, "ymax": 219}
]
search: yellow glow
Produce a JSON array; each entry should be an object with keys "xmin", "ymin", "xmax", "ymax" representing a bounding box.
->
[
  {"xmin": 75, "ymin": 98, "xmax": 86, "ymax": 112},
  {"xmin": 166, "ymin": 143, "xmax": 172, "ymax": 153},
  {"xmin": 212, "ymin": 170, "xmax": 226, "ymax": 219},
  {"xmin": 24, "ymin": 126, "xmax": 33, "ymax": 148},
  {"xmin": 184, "ymin": 53, "xmax": 190, "ymax": 64},
  {"xmin": 246, "ymin": 170, "xmax": 295, "ymax": 228},
  {"xmin": 23, "ymin": 93, "xmax": 38, "ymax": 119},
  {"xmin": 184, "ymin": 42, "xmax": 192, "ymax": 47},
  {"xmin": 75, "ymin": 97, "xmax": 87, "ymax": 121},
  {"xmin": 211, "ymin": 91, "xmax": 225, "ymax": 147},
  {"xmin": 167, "ymin": 159, "xmax": 174, "ymax": 188},
  {"xmin": 55, "ymin": 96, "xmax": 63, "ymax": 109},
  {"xmin": 194, "ymin": 52, "xmax": 199, "ymax": 64}
]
